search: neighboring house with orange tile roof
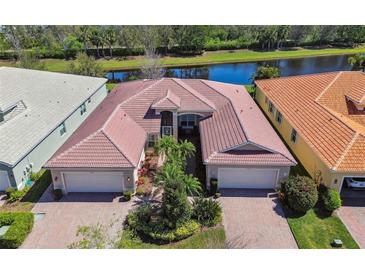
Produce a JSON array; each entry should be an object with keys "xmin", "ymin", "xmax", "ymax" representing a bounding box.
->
[
  {"xmin": 255, "ymin": 71, "xmax": 365, "ymax": 192},
  {"xmin": 45, "ymin": 78, "xmax": 296, "ymax": 194}
]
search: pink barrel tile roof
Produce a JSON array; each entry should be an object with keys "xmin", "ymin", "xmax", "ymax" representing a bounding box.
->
[
  {"xmin": 45, "ymin": 108, "xmax": 146, "ymax": 168},
  {"xmin": 46, "ymin": 77, "xmax": 295, "ymax": 170},
  {"xmin": 255, "ymin": 71, "xmax": 365, "ymax": 172},
  {"xmin": 206, "ymin": 150, "xmax": 296, "ymax": 166},
  {"xmin": 200, "ymin": 80, "xmax": 296, "ymax": 166}
]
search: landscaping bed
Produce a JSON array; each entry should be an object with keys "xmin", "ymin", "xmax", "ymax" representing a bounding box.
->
[
  {"xmin": 0, "ymin": 212, "xmax": 34, "ymax": 249},
  {"xmin": 0, "ymin": 170, "xmax": 52, "ymax": 213},
  {"xmin": 280, "ymin": 175, "xmax": 359, "ymax": 249},
  {"xmin": 116, "ymin": 226, "xmax": 226, "ymax": 249}
]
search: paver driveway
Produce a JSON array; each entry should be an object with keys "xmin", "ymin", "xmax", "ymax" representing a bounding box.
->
[
  {"xmin": 22, "ymin": 186, "xmax": 135, "ymax": 249},
  {"xmin": 338, "ymin": 192, "xmax": 365, "ymax": 248},
  {"xmin": 220, "ymin": 189, "xmax": 297, "ymax": 249}
]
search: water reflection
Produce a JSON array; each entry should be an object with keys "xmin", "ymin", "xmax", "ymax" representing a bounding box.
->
[{"xmin": 106, "ymin": 54, "xmax": 354, "ymax": 85}]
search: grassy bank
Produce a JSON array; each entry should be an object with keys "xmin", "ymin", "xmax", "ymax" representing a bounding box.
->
[{"xmin": 1, "ymin": 46, "xmax": 364, "ymax": 73}]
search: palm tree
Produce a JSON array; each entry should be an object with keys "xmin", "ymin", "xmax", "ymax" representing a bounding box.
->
[
  {"xmin": 348, "ymin": 54, "xmax": 365, "ymax": 72},
  {"xmin": 178, "ymin": 139, "xmax": 196, "ymax": 162},
  {"xmin": 154, "ymin": 136, "xmax": 177, "ymax": 159},
  {"xmin": 183, "ymin": 174, "xmax": 202, "ymax": 196},
  {"xmin": 154, "ymin": 162, "xmax": 184, "ymax": 187},
  {"xmin": 88, "ymin": 27, "xmax": 102, "ymax": 58},
  {"xmin": 104, "ymin": 26, "xmax": 117, "ymax": 58}
]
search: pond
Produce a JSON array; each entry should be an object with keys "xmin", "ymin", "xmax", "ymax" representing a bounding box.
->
[{"xmin": 106, "ymin": 54, "xmax": 354, "ymax": 85}]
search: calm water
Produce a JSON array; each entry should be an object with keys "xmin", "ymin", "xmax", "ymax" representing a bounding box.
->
[{"xmin": 106, "ymin": 54, "xmax": 354, "ymax": 85}]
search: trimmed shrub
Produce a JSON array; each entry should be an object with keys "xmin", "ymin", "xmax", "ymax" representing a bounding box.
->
[
  {"xmin": 5, "ymin": 187, "xmax": 15, "ymax": 199},
  {"xmin": 192, "ymin": 197, "xmax": 222, "ymax": 227},
  {"xmin": 7, "ymin": 186, "xmax": 30, "ymax": 203},
  {"xmin": 52, "ymin": 189, "xmax": 63, "ymax": 201},
  {"xmin": 30, "ymin": 170, "xmax": 44, "ymax": 182},
  {"xmin": 280, "ymin": 176, "xmax": 318, "ymax": 213},
  {"xmin": 126, "ymin": 206, "xmax": 200, "ymax": 243},
  {"xmin": 148, "ymin": 220, "xmax": 200, "ymax": 242},
  {"xmin": 0, "ymin": 212, "xmax": 34, "ymax": 249},
  {"xmin": 123, "ymin": 190, "xmax": 133, "ymax": 201},
  {"xmin": 210, "ymin": 178, "xmax": 218, "ymax": 195},
  {"xmin": 323, "ymin": 189, "xmax": 342, "ymax": 212}
]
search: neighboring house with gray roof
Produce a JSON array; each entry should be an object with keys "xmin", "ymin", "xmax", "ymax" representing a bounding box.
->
[
  {"xmin": 0, "ymin": 67, "xmax": 107, "ymax": 191},
  {"xmin": 45, "ymin": 78, "xmax": 296, "ymax": 194}
]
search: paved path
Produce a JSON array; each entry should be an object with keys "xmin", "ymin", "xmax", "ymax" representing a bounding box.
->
[
  {"xmin": 338, "ymin": 198, "xmax": 365, "ymax": 248},
  {"xmin": 220, "ymin": 189, "xmax": 297, "ymax": 249},
  {"xmin": 22, "ymin": 186, "xmax": 135, "ymax": 249}
]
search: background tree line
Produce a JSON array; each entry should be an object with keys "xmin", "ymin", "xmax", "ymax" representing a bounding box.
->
[{"xmin": 1, "ymin": 25, "xmax": 365, "ymax": 60}]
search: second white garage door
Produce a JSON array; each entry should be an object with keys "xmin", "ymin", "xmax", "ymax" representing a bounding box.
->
[
  {"xmin": 218, "ymin": 168, "xmax": 278, "ymax": 189},
  {"xmin": 63, "ymin": 172, "xmax": 124, "ymax": 192}
]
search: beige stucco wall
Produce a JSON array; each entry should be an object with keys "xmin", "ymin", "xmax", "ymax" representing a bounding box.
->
[{"xmin": 11, "ymin": 84, "xmax": 108, "ymax": 190}]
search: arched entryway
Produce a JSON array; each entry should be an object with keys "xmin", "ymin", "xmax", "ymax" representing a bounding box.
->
[
  {"xmin": 160, "ymin": 111, "xmax": 173, "ymax": 136},
  {"xmin": 178, "ymin": 113, "xmax": 204, "ymax": 136}
]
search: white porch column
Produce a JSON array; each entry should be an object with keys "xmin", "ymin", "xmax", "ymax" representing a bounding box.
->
[{"xmin": 173, "ymin": 111, "xmax": 178, "ymax": 140}]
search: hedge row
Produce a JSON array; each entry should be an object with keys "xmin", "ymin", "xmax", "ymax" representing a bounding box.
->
[{"xmin": 0, "ymin": 212, "xmax": 34, "ymax": 249}]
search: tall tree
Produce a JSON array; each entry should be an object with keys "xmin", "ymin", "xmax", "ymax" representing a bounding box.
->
[
  {"xmin": 276, "ymin": 25, "xmax": 291, "ymax": 49},
  {"xmin": 88, "ymin": 27, "xmax": 102, "ymax": 58},
  {"xmin": 67, "ymin": 52, "xmax": 103, "ymax": 77},
  {"xmin": 104, "ymin": 26, "xmax": 117, "ymax": 57},
  {"xmin": 76, "ymin": 25, "xmax": 91, "ymax": 52},
  {"xmin": 348, "ymin": 54, "xmax": 365, "ymax": 71}
]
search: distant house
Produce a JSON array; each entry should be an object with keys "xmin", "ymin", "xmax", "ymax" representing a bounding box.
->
[
  {"xmin": 0, "ymin": 67, "xmax": 107, "ymax": 191},
  {"xmin": 255, "ymin": 71, "xmax": 365, "ymax": 193},
  {"xmin": 45, "ymin": 78, "xmax": 295, "ymax": 194}
]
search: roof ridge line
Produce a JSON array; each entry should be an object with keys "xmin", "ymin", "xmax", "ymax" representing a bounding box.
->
[
  {"xmin": 120, "ymin": 78, "xmax": 164, "ymax": 107},
  {"xmin": 172, "ymin": 78, "xmax": 216, "ymax": 110},
  {"xmin": 315, "ymin": 71, "xmax": 343, "ymax": 102},
  {"xmin": 333, "ymin": 132, "xmax": 359, "ymax": 171},
  {"xmin": 46, "ymin": 130, "xmax": 101, "ymax": 165},
  {"xmin": 100, "ymin": 129, "xmax": 135, "ymax": 167},
  {"xmin": 200, "ymin": 80, "xmax": 251, "ymax": 144}
]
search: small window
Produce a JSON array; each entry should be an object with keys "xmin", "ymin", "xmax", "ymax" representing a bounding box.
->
[
  {"xmin": 268, "ymin": 101, "xmax": 275, "ymax": 113},
  {"xmin": 290, "ymin": 128, "xmax": 297, "ymax": 143},
  {"xmin": 80, "ymin": 103, "xmax": 87, "ymax": 115},
  {"xmin": 265, "ymin": 96, "xmax": 268, "ymax": 104},
  {"xmin": 276, "ymin": 111, "xmax": 282, "ymax": 124},
  {"xmin": 148, "ymin": 134, "xmax": 157, "ymax": 148},
  {"xmin": 59, "ymin": 123, "xmax": 66, "ymax": 136},
  {"xmin": 180, "ymin": 114, "xmax": 196, "ymax": 128}
]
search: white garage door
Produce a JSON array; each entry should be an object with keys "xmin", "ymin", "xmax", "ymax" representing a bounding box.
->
[
  {"xmin": 218, "ymin": 168, "xmax": 278, "ymax": 189},
  {"xmin": 64, "ymin": 172, "xmax": 124, "ymax": 192},
  {"xmin": 0, "ymin": 170, "xmax": 11, "ymax": 191}
]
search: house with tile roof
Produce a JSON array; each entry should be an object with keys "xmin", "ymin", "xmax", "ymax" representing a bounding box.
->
[
  {"xmin": 46, "ymin": 78, "xmax": 296, "ymax": 194},
  {"xmin": 0, "ymin": 67, "xmax": 108, "ymax": 191},
  {"xmin": 255, "ymin": 71, "xmax": 365, "ymax": 193}
]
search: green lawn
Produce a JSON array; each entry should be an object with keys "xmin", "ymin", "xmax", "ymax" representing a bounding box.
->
[
  {"xmin": 0, "ymin": 170, "xmax": 52, "ymax": 213},
  {"xmin": 106, "ymin": 83, "xmax": 117, "ymax": 92},
  {"xmin": 1, "ymin": 46, "xmax": 364, "ymax": 72},
  {"xmin": 286, "ymin": 207, "xmax": 359, "ymax": 249},
  {"xmin": 116, "ymin": 226, "xmax": 226, "ymax": 249}
]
